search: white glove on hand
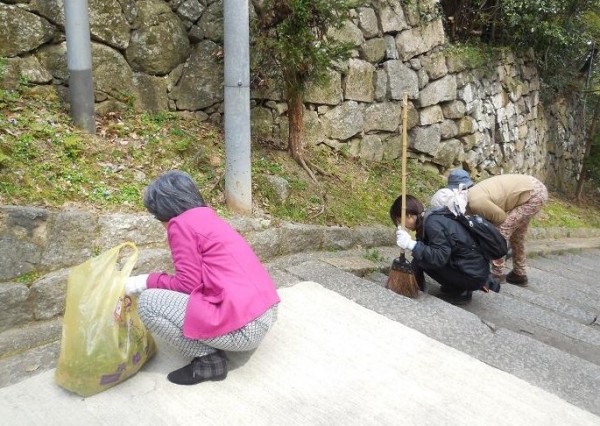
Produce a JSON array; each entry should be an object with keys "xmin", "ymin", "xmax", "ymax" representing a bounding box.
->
[
  {"xmin": 396, "ymin": 227, "xmax": 417, "ymax": 250},
  {"xmin": 124, "ymin": 274, "xmax": 149, "ymax": 296}
]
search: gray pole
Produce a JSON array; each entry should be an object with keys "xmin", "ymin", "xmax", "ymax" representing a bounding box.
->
[
  {"xmin": 64, "ymin": 0, "xmax": 95, "ymax": 134},
  {"xmin": 223, "ymin": 0, "xmax": 252, "ymax": 214}
]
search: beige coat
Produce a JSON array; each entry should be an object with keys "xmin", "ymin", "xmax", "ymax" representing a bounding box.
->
[{"xmin": 466, "ymin": 174, "xmax": 534, "ymax": 225}]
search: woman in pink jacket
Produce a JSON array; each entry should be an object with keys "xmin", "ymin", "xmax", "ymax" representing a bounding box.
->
[{"xmin": 125, "ymin": 170, "xmax": 280, "ymax": 385}]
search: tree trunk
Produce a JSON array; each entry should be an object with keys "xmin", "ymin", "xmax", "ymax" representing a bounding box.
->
[
  {"xmin": 575, "ymin": 97, "xmax": 600, "ymax": 202},
  {"xmin": 287, "ymin": 90, "xmax": 317, "ymax": 182},
  {"xmin": 288, "ymin": 91, "xmax": 304, "ymax": 163}
]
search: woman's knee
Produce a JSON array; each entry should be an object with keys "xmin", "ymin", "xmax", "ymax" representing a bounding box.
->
[{"xmin": 136, "ymin": 292, "xmax": 153, "ymax": 324}]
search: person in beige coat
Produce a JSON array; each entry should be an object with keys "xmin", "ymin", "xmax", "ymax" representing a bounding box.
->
[{"xmin": 450, "ymin": 173, "xmax": 548, "ymax": 286}]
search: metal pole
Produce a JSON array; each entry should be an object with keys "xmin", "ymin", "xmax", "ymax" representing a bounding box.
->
[
  {"xmin": 223, "ymin": 0, "xmax": 252, "ymax": 214},
  {"xmin": 581, "ymin": 42, "xmax": 595, "ymax": 178},
  {"xmin": 64, "ymin": 0, "xmax": 95, "ymax": 134}
]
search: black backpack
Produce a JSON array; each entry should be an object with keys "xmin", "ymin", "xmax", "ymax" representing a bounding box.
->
[{"xmin": 448, "ymin": 213, "xmax": 509, "ymax": 260}]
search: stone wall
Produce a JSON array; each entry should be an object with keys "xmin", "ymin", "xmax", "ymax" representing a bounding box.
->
[
  {"xmin": 0, "ymin": 205, "xmax": 393, "ymax": 334},
  {"xmin": 0, "ymin": 0, "xmax": 584, "ymax": 189}
]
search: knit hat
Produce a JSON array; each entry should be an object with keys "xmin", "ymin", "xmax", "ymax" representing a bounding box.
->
[{"xmin": 447, "ymin": 169, "xmax": 474, "ymax": 189}]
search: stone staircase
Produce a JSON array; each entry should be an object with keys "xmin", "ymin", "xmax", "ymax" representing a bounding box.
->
[
  {"xmin": 2, "ymin": 224, "xmax": 600, "ymax": 416},
  {"xmin": 263, "ymin": 244, "xmax": 600, "ymax": 416}
]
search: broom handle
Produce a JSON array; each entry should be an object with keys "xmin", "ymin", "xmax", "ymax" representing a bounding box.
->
[{"xmin": 401, "ymin": 93, "xmax": 408, "ymax": 236}]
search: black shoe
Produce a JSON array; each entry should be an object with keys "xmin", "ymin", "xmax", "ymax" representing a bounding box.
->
[
  {"xmin": 439, "ymin": 285, "xmax": 464, "ymax": 295},
  {"xmin": 506, "ymin": 271, "xmax": 528, "ymax": 286},
  {"xmin": 484, "ymin": 275, "xmax": 501, "ymax": 293},
  {"xmin": 438, "ymin": 290, "xmax": 472, "ymax": 305},
  {"xmin": 167, "ymin": 351, "xmax": 228, "ymax": 385}
]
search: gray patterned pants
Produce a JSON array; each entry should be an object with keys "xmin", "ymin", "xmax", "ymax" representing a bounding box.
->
[{"xmin": 138, "ymin": 289, "xmax": 278, "ymax": 358}]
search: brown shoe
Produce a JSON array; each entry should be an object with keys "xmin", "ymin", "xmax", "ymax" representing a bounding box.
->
[{"xmin": 506, "ymin": 271, "xmax": 528, "ymax": 286}]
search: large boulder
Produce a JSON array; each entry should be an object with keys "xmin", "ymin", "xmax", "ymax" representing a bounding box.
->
[
  {"xmin": 384, "ymin": 60, "xmax": 419, "ymax": 100},
  {"xmin": 36, "ymin": 43, "xmax": 69, "ymax": 83},
  {"xmin": 419, "ymin": 75, "xmax": 457, "ymax": 107},
  {"xmin": 126, "ymin": 0, "xmax": 190, "ymax": 75},
  {"xmin": 91, "ymin": 43, "xmax": 136, "ymax": 102},
  {"xmin": 0, "ymin": 5, "xmax": 57, "ymax": 57},
  {"xmin": 169, "ymin": 40, "xmax": 224, "ymax": 110},
  {"xmin": 378, "ymin": 2, "xmax": 409, "ymax": 33},
  {"xmin": 323, "ymin": 101, "xmax": 365, "ymax": 141},
  {"xmin": 132, "ymin": 73, "xmax": 170, "ymax": 112},
  {"xmin": 88, "ymin": 0, "xmax": 132, "ymax": 50},
  {"xmin": 344, "ymin": 59, "xmax": 375, "ymax": 103},
  {"xmin": 198, "ymin": 1, "xmax": 223, "ymax": 42},
  {"xmin": 0, "ymin": 56, "xmax": 52, "ymax": 90},
  {"xmin": 364, "ymin": 102, "xmax": 401, "ymax": 133},
  {"xmin": 305, "ymin": 70, "xmax": 343, "ymax": 106},
  {"xmin": 0, "ymin": 207, "xmax": 48, "ymax": 281},
  {"xmin": 30, "ymin": 0, "xmax": 131, "ymax": 50},
  {"xmin": 395, "ymin": 20, "xmax": 445, "ymax": 61}
]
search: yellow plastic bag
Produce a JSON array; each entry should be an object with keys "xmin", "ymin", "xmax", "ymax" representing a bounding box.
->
[{"xmin": 55, "ymin": 242, "xmax": 156, "ymax": 397}]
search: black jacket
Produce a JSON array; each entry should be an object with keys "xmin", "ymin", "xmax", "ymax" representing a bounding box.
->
[{"xmin": 411, "ymin": 207, "xmax": 490, "ymax": 288}]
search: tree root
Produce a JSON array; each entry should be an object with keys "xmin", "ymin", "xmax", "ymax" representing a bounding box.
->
[
  {"xmin": 305, "ymin": 159, "xmax": 335, "ymax": 179},
  {"xmin": 293, "ymin": 155, "xmax": 318, "ymax": 183}
]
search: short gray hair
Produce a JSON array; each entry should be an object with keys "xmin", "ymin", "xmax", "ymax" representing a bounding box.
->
[{"xmin": 143, "ymin": 170, "xmax": 205, "ymax": 222}]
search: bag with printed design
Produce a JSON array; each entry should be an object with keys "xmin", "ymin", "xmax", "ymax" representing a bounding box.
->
[{"xmin": 55, "ymin": 242, "xmax": 155, "ymax": 397}]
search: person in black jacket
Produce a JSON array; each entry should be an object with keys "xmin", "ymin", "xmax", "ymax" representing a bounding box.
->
[{"xmin": 390, "ymin": 194, "xmax": 500, "ymax": 305}]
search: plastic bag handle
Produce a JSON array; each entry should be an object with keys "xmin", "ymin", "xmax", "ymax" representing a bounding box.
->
[{"xmin": 115, "ymin": 242, "xmax": 139, "ymax": 276}]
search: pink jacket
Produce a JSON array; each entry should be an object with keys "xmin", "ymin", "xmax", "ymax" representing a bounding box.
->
[{"xmin": 147, "ymin": 207, "xmax": 280, "ymax": 339}]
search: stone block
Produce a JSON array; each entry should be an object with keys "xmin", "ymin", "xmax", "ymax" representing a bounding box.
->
[
  {"xmin": 0, "ymin": 207, "xmax": 48, "ymax": 281},
  {"xmin": 30, "ymin": 269, "xmax": 69, "ymax": 321},
  {"xmin": 419, "ymin": 75, "xmax": 457, "ymax": 107},
  {"xmin": 344, "ymin": 59, "xmax": 375, "ymax": 103},
  {"xmin": 0, "ymin": 283, "xmax": 33, "ymax": 333}
]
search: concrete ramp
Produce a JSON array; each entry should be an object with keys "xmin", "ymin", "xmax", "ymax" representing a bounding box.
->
[{"xmin": 1, "ymin": 282, "xmax": 598, "ymax": 425}]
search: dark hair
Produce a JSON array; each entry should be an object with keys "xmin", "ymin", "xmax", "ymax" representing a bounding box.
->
[
  {"xmin": 143, "ymin": 170, "xmax": 205, "ymax": 222},
  {"xmin": 389, "ymin": 194, "xmax": 424, "ymax": 225},
  {"xmin": 389, "ymin": 194, "xmax": 425, "ymax": 237}
]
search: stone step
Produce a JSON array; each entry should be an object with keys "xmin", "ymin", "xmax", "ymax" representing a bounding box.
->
[
  {"xmin": 269, "ymin": 254, "xmax": 600, "ymax": 416},
  {"xmin": 523, "ymin": 267, "xmax": 599, "ymax": 312},
  {"xmin": 2, "ymin": 237, "xmax": 600, "ymax": 417},
  {"xmin": 528, "ymin": 257, "xmax": 600, "ymax": 299}
]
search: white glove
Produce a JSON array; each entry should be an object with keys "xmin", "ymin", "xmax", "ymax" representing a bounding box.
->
[
  {"xmin": 124, "ymin": 274, "xmax": 149, "ymax": 296},
  {"xmin": 396, "ymin": 227, "xmax": 417, "ymax": 250}
]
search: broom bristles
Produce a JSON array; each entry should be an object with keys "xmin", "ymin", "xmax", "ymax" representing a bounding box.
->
[
  {"xmin": 386, "ymin": 269, "xmax": 419, "ymax": 298},
  {"xmin": 386, "ymin": 254, "xmax": 420, "ymax": 298}
]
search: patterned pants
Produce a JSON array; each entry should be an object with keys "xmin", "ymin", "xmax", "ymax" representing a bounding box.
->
[
  {"xmin": 138, "ymin": 289, "xmax": 278, "ymax": 358},
  {"xmin": 491, "ymin": 176, "xmax": 548, "ymax": 276}
]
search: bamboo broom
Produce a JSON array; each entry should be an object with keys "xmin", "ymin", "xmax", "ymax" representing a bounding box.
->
[{"xmin": 385, "ymin": 93, "xmax": 419, "ymax": 298}]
